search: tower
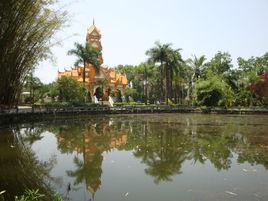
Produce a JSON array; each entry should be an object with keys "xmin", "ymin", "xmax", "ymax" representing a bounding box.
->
[{"xmin": 86, "ymin": 20, "xmax": 103, "ymax": 64}]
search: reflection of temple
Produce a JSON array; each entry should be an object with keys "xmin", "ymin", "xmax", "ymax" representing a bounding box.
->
[
  {"xmin": 85, "ymin": 132, "xmax": 127, "ymax": 200},
  {"xmin": 57, "ymin": 123, "xmax": 127, "ymax": 200},
  {"xmin": 58, "ymin": 21, "xmax": 128, "ymax": 101}
]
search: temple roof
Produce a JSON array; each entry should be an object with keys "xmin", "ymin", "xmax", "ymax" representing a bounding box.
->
[
  {"xmin": 58, "ymin": 65, "xmax": 128, "ymax": 86},
  {"xmin": 87, "ymin": 24, "xmax": 100, "ymax": 36}
]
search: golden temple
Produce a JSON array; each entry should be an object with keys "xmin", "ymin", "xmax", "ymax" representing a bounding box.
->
[{"xmin": 58, "ymin": 21, "xmax": 128, "ymax": 102}]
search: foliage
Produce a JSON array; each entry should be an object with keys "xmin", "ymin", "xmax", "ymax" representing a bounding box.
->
[
  {"xmin": 249, "ymin": 72, "xmax": 268, "ymax": 105},
  {"xmin": 68, "ymin": 42, "xmax": 101, "ymax": 83},
  {"xmin": 0, "ymin": 0, "xmax": 66, "ymax": 107},
  {"xmin": 114, "ymin": 102, "xmax": 146, "ymax": 106},
  {"xmin": 25, "ymin": 48, "xmax": 268, "ymax": 108},
  {"xmin": 23, "ymin": 73, "xmax": 47, "ymax": 104},
  {"xmin": 203, "ymin": 52, "xmax": 233, "ymax": 77},
  {"xmin": 195, "ymin": 76, "xmax": 234, "ymax": 107},
  {"xmin": 236, "ymin": 53, "xmax": 268, "ymax": 106},
  {"xmin": 250, "ymin": 72, "xmax": 268, "ymax": 97},
  {"xmin": 55, "ymin": 76, "xmax": 85, "ymax": 102},
  {"xmin": 44, "ymin": 101, "xmax": 99, "ymax": 108},
  {"xmin": 146, "ymin": 41, "xmax": 184, "ymax": 104},
  {"xmin": 186, "ymin": 55, "xmax": 207, "ymax": 102},
  {"xmin": 15, "ymin": 189, "xmax": 44, "ymax": 201},
  {"xmin": 187, "ymin": 55, "xmax": 206, "ymax": 81},
  {"xmin": 125, "ymin": 88, "xmax": 139, "ymax": 102},
  {"xmin": 115, "ymin": 89, "xmax": 123, "ymax": 102}
]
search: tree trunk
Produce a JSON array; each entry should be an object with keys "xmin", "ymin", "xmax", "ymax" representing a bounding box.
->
[
  {"xmin": 83, "ymin": 61, "xmax": 86, "ymax": 83},
  {"xmin": 165, "ymin": 65, "xmax": 169, "ymax": 105},
  {"xmin": 169, "ymin": 69, "xmax": 173, "ymax": 102},
  {"xmin": 174, "ymin": 84, "xmax": 178, "ymax": 104}
]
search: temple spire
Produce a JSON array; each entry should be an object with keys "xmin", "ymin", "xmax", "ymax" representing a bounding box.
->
[{"xmin": 93, "ymin": 18, "xmax": 95, "ymax": 25}]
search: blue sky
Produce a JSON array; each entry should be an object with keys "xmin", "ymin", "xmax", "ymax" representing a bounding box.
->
[{"xmin": 35, "ymin": 0, "xmax": 268, "ymax": 83}]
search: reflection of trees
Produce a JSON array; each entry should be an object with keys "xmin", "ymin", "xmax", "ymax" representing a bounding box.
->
[
  {"xmin": 127, "ymin": 122, "xmax": 189, "ymax": 184},
  {"xmin": 22, "ymin": 125, "xmax": 44, "ymax": 145},
  {"xmin": 117, "ymin": 115, "xmax": 268, "ymax": 184},
  {"xmin": 0, "ymin": 127, "xmax": 56, "ymax": 201},
  {"xmin": 236, "ymin": 132, "xmax": 268, "ymax": 169},
  {"xmin": 7, "ymin": 114, "xmax": 268, "ymax": 197}
]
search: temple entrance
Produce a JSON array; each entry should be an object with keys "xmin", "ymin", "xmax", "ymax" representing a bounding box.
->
[
  {"xmin": 102, "ymin": 88, "xmax": 111, "ymax": 101},
  {"xmin": 94, "ymin": 87, "xmax": 103, "ymax": 100}
]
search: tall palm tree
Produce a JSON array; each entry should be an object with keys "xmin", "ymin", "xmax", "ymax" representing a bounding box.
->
[
  {"xmin": 146, "ymin": 42, "xmax": 173, "ymax": 104},
  {"xmin": 188, "ymin": 55, "xmax": 206, "ymax": 82},
  {"xmin": 166, "ymin": 48, "xmax": 184, "ymax": 102},
  {"xmin": 68, "ymin": 42, "xmax": 101, "ymax": 84},
  {"xmin": 146, "ymin": 42, "xmax": 184, "ymax": 104},
  {"xmin": 187, "ymin": 55, "xmax": 206, "ymax": 103}
]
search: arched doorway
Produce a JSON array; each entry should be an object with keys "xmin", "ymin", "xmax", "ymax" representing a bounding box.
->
[{"xmin": 94, "ymin": 87, "xmax": 103, "ymax": 100}]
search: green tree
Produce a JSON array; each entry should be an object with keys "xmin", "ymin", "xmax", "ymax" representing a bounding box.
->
[
  {"xmin": 188, "ymin": 55, "xmax": 206, "ymax": 81},
  {"xmin": 186, "ymin": 55, "xmax": 206, "ymax": 103},
  {"xmin": 195, "ymin": 76, "xmax": 234, "ymax": 107},
  {"xmin": 0, "ymin": 0, "xmax": 66, "ymax": 108},
  {"xmin": 166, "ymin": 48, "xmax": 184, "ymax": 103},
  {"xmin": 146, "ymin": 42, "xmax": 183, "ymax": 104},
  {"xmin": 146, "ymin": 42, "xmax": 172, "ymax": 104},
  {"xmin": 203, "ymin": 52, "xmax": 233, "ymax": 77},
  {"xmin": 23, "ymin": 73, "xmax": 44, "ymax": 104},
  {"xmin": 56, "ymin": 76, "xmax": 85, "ymax": 102},
  {"xmin": 236, "ymin": 53, "xmax": 268, "ymax": 106}
]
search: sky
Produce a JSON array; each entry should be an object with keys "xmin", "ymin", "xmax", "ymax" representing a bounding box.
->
[{"xmin": 35, "ymin": 0, "xmax": 268, "ymax": 83}]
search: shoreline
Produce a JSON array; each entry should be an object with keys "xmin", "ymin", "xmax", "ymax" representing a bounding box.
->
[{"xmin": 1, "ymin": 106, "xmax": 268, "ymax": 126}]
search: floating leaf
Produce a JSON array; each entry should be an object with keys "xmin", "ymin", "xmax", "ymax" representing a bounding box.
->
[
  {"xmin": 225, "ymin": 191, "xmax": 238, "ymax": 196},
  {"xmin": 0, "ymin": 190, "xmax": 6, "ymax": 195}
]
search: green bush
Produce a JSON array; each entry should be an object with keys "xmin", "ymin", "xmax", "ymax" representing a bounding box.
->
[
  {"xmin": 195, "ymin": 76, "xmax": 234, "ymax": 107},
  {"xmin": 43, "ymin": 102, "xmax": 99, "ymax": 108},
  {"xmin": 50, "ymin": 77, "xmax": 85, "ymax": 102},
  {"xmin": 114, "ymin": 102, "xmax": 146, "ymax": 106}
]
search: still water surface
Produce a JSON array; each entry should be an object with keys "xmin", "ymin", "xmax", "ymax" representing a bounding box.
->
[{"xmin": 1, "ymin": 114, "xmax": 268, "ymax": 201}]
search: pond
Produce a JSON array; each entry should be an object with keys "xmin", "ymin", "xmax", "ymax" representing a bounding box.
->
[{"xmin": 1, "ymin": 114, "xmax": 268, "ymax": 201}]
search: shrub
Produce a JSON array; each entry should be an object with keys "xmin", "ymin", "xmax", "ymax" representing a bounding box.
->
[{"xmin": 195, "ymin": 76, "xmax": 234, "ymax": 107}]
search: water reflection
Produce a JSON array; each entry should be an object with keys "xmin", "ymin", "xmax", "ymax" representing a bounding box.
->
[
  {"xmin": 53, "ymin": 115, "xmax": 268, "ymax": 193},
  {"xmin": 0, "ymin": 125, "xmax": 56, "ymax": 201},
  {"xmin": 55, "ymin": 118, "xmax": 127, "ymax": 199},
  {"xmin": 1, "ymin": 114, "xmax": 268, "ymax": 200}
]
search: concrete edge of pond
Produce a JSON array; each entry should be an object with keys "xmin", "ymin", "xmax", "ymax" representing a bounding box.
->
[{"xmin": 1, "ymin": 106, "xmax": 268, "ymax": 126}]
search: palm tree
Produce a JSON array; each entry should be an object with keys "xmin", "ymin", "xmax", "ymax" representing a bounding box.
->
[
  {"xmin": 146, "ymin": 42, "xmax": 184, "ymax": 104},
  {"xmin": 146, "ymin": 42, "xmax": 173, "ymax": 104},
  {"xmin": 188, "ymin": 55, "xmax": 206, "ymax": 81},
  {"xmin": 68, "ymin": 42, "xmax": 101, "ymax": 85},
  {"xmin": 187, "ymin": 55, "xmax": 206, "ymax": 103},
  {"xmin": 166, "ymin": 48, "xmax": 184, "ymax": 102}
]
